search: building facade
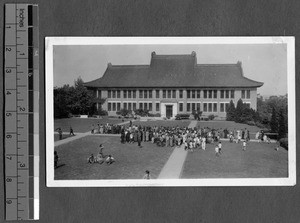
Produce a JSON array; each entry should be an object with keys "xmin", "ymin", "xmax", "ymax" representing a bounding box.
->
[{"xmin": 84, "ymin": 52, "xmax": 263, "ymax": 119}]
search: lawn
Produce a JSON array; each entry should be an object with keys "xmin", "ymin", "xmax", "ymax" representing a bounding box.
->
[
  {"xmin": 54, "ymin": 135, "xmax": 174, "ymax": 180},
  {"xmin": 54, "ymin": 134, "xmax": 75, "ymax": 142},
  {"xmin": 181, "ymin": 141, "xmax": 288, "ymax": 178},
  {"xmin": 54, "ymin": 117, "xmax": 126, "ymax": 133}
]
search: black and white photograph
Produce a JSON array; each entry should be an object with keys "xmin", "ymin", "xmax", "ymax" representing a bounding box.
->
[{"xmin": 46, "ymin": 37, "xmax": 295, "ymax": 187}]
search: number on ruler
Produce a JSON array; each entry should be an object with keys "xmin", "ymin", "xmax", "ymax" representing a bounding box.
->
[
  {"xmin": 6, "ymin": 134, "xmax": 12, "ymax": 139},
  {"xmin": 6, "ymin": 178, "xmax": 12, "ymax": 182},
  {"xmin": 5, "ymin": 47, "xmax": 12, "ymax": 52},
  {"xmin": 19, "ymin": 107, "xmax": 25, "ymax": 112},
  {"xmin": 6, "ymin": 200, "xmax": 12, "ymax": 204},
  {"xmin": 6, "ymin": 156, "xmax": 12, "ymax": 160},
  {"xmin": 6, "ymin": 91, "xmax": 11, "ymax": 95},
  {"xmin": 6, "ymin": 69, "xmax": 12, "ymax": 73},
  {"xmin": 19, "ymin": 163, "xmax": 26, "ymax": 168},
  {"xmin": 6, "ymin": 112, "xmax": 12, "ymax": 116}
]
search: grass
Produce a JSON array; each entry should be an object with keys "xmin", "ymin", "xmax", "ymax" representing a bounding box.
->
[
  {"xmin": 181, "ymin": 141, "xmax": 288, "ymax": 178},
  {"xmin": 54, "ymin": 117, "xmax": 125, "ymax": 133},
  {"xmin": 54, "ymin": 135, "xmax": 174, "ymax": 180},
  {"xmin": 54, "ymin": 134, "xmax": 75, "ymax": 142}
]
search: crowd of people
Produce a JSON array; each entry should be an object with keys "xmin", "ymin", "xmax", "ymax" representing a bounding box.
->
[
  {"xmin": 119, "ymin": 123, "xmax": 257, "ymax": 151},
  {"xmin": 91, "ymin": 123, "xmax": 123, "ymax": 134}
]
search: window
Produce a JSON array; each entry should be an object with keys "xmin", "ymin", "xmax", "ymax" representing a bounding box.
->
[
  {"xmin": 144, "ymin": 90, "xmax": 148, "ymax": 98},
  {"xmin": 213, "ymin": 103, "xmax": 217, "ymax": 112},
  {"xmin": 187, "ymin": 90, "xmax": 191, "ymax": 99},
  {"xmin": 196, "ymin": 103, "xmax": 201, "ymax": 111},
  {"xmin": 117, "ymin": 103, "xmax": 121, "ymax": 111},
  {"xmin": 123, "ymin": 102, "xmax": 127, "ymax": 110},
  {"xmin": 247, "ymin": 90, "xmax": 250, "ymax": 99},
  {"xmin": 220, "ymin": 103, "xmax": 225, "ymax": 112},
  {"xmin": 220, "ymin": 90, "xmax": 224, "ymax": 99},
  {"xmin": 156, "ymin": 90, "xmax": 160, "ymax": 98},
  {"xmin": 112, "ymin": 90, "xmax": 116, "ymax": 98},
  {"xmin": 117, "ymin": 90, "xmax": 120, "ymax": 98},
  {"xmin": 187, "ymin": 103, "xmax": 191, "ymax": 112},
  {"xmin": 144, "ymin": 103, "xmax": 148, "ymax": 110},
  {"xmin": 208, "ymin": 90, "xmax": 212, "ymax": 98},
  {"xmin": 197, "ymin": 90, "xmax": 201, "ymax": 98},
  {"xmin": 113, "ymin": 103, "xmax": 116, "ymax": 111},
  {"xmin": 213, "ymin": 90, "xmax": 217, "ymax": 99},
  {"xmin": 208, "ymin": 103, "xmax": 212, "ymax": 112},
  {"xmin": 172, "ymin": 90, "xmax": 176, "ymax": 98},
  {"xmin": 203, "ymin": 103, "xmax": 207, "ymax": 112},
  {"xmin": 149, "ymin": 103, "xmax": 152, "ymax": 111},
  {"xmin": 108, "ymin": 90, "xmax": 111, "ymax": 98},
  {"xmin": 133, "ymin": 90, "xmax": 136, "ymax": 98},
  {"xmin": 163, "ymin": 90, "xmax": 166, "ymax": 98},
  {"xmin": 108, "ymin": 102, "xmax": 111, "ymax": 111},
  {"xmin": 156, "ymin": 103, "xmax": 160, "ymax": 111},
  {"xmin": 192, "ymin": 103, "xmax": 196, "ymax": 111},
  {"xmin": 139, "ymin": 90, "xmax": 143, "ymax": 98},
  {"xmin": 123, "ymin": 90, "xmax": 127, "ymax": 99},
  {"xmin": 128, "ymin": 90, "xmax": 131, "ymax": 98},
  {"xmin": 241, "ymin": 90, "xmax": 245, "ymax": 99},
  {"xmin": 179, "ymin": 103, "xmax": 183, "ymax": 112},
  {"xmin": 128, "ymin": 103, "xmax": 132, "ymax": 111},
  {"xmin": 230, "ymin": 90, "xmax": 234, "ymax": 99},
  {"xmin": 179, "ymin": 90, "xmax": 183, "ymax": 98},
  {"xmin": 192, "ymin": 90, "xmax": 196, "ymax": 99},
  {"xmin": 226, "ymin": 90, "xmax": 230, "ymax": 99},
  {"xmin": 133, "ymin": 103, "xmax": 136, "ymax": 111},
  {"xmin": 167, "ymin": 90, "xmax": 171, "ymax": 98},
  {"xmin": 149, "ymin": 90, "xmax": 152, "ymax": 98},
  {"xmin": 204, "ymin": 90, "xmax": 207, "ymax": 98},
  {"xmin": 139, "ymin": 103, "xmax": 143, "ymax": 110}
]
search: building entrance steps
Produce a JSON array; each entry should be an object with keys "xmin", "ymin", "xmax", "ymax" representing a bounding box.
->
[{"xmin": 158, "ymin": 120, "xmax": 197, "ymax": 179}]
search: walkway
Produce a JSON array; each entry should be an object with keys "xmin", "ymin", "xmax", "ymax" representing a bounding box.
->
[
  {"xmin": 158, "ymin": 120, "xmax": 198, "ymax": 179},
  {"xmin": 54, "ymin": 120, "xmax": 133, "ymax": 147}
]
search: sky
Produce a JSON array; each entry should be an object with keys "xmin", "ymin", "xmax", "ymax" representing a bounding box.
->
[{"xmin": 53, "ymin": 44, "xmax": 287, "ymax": 96}]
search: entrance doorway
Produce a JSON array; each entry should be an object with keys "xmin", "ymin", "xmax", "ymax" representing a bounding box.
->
[{"xmin": 166, "ymin": 105, "xmax": 173, "ymax": 118}]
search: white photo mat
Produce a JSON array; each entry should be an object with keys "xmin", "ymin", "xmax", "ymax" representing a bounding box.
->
[{"xmin": 46, "ymin": 37, "xmax": 296, "ymax": 187}]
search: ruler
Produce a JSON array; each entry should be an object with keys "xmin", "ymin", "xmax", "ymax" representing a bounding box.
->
[{"xmin": 4, "ymin": 4, "xmax": 39, "ymax": 220}]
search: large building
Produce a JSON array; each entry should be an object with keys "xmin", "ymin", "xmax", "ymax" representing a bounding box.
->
[{"xmin": 84, "ymin": 52, "xmax": 263, "ymax": 119}]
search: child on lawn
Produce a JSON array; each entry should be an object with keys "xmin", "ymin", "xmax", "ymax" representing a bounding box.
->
[
  {"xmin": 106, "ymin": 155, "xmax": 115, "ymax": 165},
  {"xmin": 218, "ymin": 142, "xmax": 222, "ymax": 154},
  {"xmin": 215, "ymin": 145, "xmax": 219, "ymax": 157},
  {"xmin": 242, "ymin": 140, "xmax": 247, "ymax": 151}
]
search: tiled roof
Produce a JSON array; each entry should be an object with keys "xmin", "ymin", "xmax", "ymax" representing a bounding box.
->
[{"xmin": 84, "ymin": 52, "xmax": 263, "ymax": 88}]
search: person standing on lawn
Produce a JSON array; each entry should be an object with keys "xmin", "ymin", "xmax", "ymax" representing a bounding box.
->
[
  {"xmin": 242, "ymin": 140, "xmax": 247, "ymax": 151},
  {"xmin": 54, "ymin": 151, "xmax": 59, "ymax": 168},
  {"xmin": 137, "ymin": 130, "xmax": 142, "ymax": 148},
  {"xmin": 143, "ymin": 170, "xmax": 151, "ymax": 179},
  {"xmin": 218, "ymin": 141, "xmax": 222, "ymax": 154},
  {"xmin": 56, "ymin": 127, "xmax": 63, "ymax": 140},
  {"xmin": 69, "ymin": 126, "xmax": 75, "ymax": 136},
  {"xmin": 99, "ymin": 144, "xmax": 104, "ymax": 156}
]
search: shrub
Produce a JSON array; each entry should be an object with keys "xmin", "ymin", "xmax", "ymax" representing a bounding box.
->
[
  {"xmin": 279, "ymin": 138, "xmax": 288, "ymax": 150},
  {"xmin": 246, "ymin": 121, "xmax": 256, "ymax": 126},
  {"xmin": 148, "ymin": 113, "xmax": 161, "ymax": 117},
  {"xmin": 134, "ymin": 109, "xmax": 149, "ymax": 117},
  {"xmin": 208, "ymin": 114, "xmax": 215, "ymax": 120}
]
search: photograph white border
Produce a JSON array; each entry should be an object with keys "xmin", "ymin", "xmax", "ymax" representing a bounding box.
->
[{"xmin": 46, "ymin": 37, "xmax": 296, "ymax": 187}]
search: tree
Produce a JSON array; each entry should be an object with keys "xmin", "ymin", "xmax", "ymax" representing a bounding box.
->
[
  {"xmin": 270, "ymin": 107, "xmax": 279, "ymax": 133},
  {"xmin": 226, "ymin": 100, "xmax": 236, "ymax": 121},
  {"xmin": 116, "ymin": 108, "xmax": 132, "ymax": 117},
  {"xmin": 68, "ymin": 77, "xmax": 94, "ymax": 115},
  {"xmin": 278, "ymin": 108, "xmax": 287, "ymax": 139}
]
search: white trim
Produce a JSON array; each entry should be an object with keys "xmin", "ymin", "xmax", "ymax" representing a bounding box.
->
[{"xmin": 46, "ymin": 37, "xmax": 295, "ymax": 187}]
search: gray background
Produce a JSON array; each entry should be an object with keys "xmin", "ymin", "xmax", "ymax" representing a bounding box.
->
[{"xmin": 0, "ymin": 0, "xmax": 299, "ymax": 222}]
